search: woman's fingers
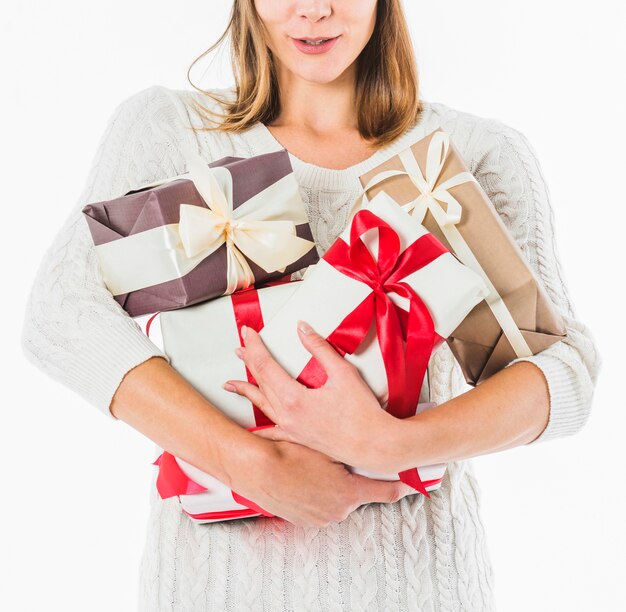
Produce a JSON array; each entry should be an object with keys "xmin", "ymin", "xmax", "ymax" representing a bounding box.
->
[
  {"xmin": 223, "ymin": 379, "xmax": 277, "ymax": 422},
  {"xmin": 350, "ymin": 473, "xmax": 419, "ymax": 506},
  {"xmin": 238, "ymin": 326, "xmax": 301, "ymax": 406},
  {"xmin": 296, "ymin": 320, "xmax": 356, "ymax": 382}
]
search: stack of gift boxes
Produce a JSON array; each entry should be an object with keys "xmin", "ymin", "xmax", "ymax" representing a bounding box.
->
[{"xmin": 83, "ymin": 129, "xmax": 566, "ymax": 524}]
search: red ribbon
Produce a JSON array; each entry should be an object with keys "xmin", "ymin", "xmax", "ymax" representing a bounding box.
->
[
  {"xmin": 152, "ymin": 452, "xmax": 208, "ymax": 498},
  {"xmin": 298, "ymin": 209, "xmax": 448, "ymax": 497},
  {"xmin": 230, "ymin": 275, "xmax": 297, "ymax": 426},
  {"xmin": 152, "ymin": 424, "xmax": 278, "ymax": 519},
  {"xmin": 230, "ymin": 287, "xmax": 274, "ymax": 427}
]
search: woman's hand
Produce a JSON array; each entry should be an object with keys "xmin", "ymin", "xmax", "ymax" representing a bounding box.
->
[
  {"xmin": 230, "ymin": 433, "xmax": 416, "ymax": 528},
  {"xmin": 222, "ymin": 320, "xmax": 399, "ymax": 474}
]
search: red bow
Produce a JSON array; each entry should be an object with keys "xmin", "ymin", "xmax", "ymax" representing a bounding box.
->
[{"xmin": 299, "ymin": 209, "xmax": 447, "ymax": 497}]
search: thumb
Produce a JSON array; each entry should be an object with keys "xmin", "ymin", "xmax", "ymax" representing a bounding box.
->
[
  {"xmin": 351, "ymin": 473, "xmax": 418, "ymax": 506},
  {"xmin": 296, "ymin": 320, "xmax": 346, "ymax": 375}
]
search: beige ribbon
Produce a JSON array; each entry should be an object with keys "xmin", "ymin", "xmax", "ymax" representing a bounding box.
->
[
  {"xmin": 348, "ymin": 131, "xmax": 533, "ymax": 359},
  {"xmin": 95, "ymin": 150, "xmax": 315, "ymax": 296}
]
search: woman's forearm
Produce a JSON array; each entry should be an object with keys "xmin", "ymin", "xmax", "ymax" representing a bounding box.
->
[
  {"xmin": 386, "ymin": 361, "xmax": 550, "ymax": 473},
  {"xmin": 110, "ymin": 356, "xmax": 264, "ymax": 488}
]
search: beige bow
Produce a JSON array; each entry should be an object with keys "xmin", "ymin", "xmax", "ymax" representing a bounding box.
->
[
  {"xmin": 179, "ymin": 153, "xmax": 314, "ymax": 294},
  {"xmin": 95, "ymin": 150, "xmax": 315, "ymax": 297}
]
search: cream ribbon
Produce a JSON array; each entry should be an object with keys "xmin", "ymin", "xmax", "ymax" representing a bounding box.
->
[
  {"xmin": 95, "ymin": 150, "xmax": 315, "ymax": 296},
  {"xmin": 348, "ymin": 131, "xmax": 533, "ymax": 359}
]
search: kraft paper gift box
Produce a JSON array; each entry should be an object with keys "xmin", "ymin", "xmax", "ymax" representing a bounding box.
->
[
  {"xmin": 137, "ymin": 280, "xmax": 448, "ymax": 524},
  {"xmin": 82, "ymin": 148, "xmax": 319, "ymax": 317},
  {"xmin": 356, "ymin": 128, "xmax": 567, "ymax": 386}
]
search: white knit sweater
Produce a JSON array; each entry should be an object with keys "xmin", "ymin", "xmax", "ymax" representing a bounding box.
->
[{"xmin": 21, "ymin": 85, "xmax": 600, "ymax": 611}]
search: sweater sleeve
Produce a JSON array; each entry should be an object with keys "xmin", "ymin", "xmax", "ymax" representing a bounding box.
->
[
  {"xmin": 469, "ymin": 119, "xmax": 602, "ymax": 445},
  {"xmin": 20, "ymin": 85, "xmax": 205, "ymax": 420}
]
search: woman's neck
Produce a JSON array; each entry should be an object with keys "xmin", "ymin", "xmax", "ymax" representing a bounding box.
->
[{"xmin": 270, "ymin": 63, "xmax": 359, "ymax": 134}]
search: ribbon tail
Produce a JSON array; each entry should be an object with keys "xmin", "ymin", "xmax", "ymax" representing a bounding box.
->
[
  {"xmin": 398, "ymin": 467, "xmax": 431, "ymax": 498},
  {"xmin": 185, "ymin": 152, "xmax": 231, "ymax": 218},
  {"xmin": 399, "ymin": 281, "xmax": 438, "ymax": 416},
  {"xmin": 225, "ymin": 243, "xmax": 256, "ymax": 295},
  {"xmin": 402, "ymin": 195, "xmax": 429, "ymax": 225},
  {"xmin": 153, "ymin": 452, "xmax": 208, "ymax": 499},
  {"xmin": 375, "ymin": 294, "xmax": 409, "ymax": 418}
]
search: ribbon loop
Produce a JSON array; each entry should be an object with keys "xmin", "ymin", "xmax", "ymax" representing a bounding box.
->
[{"xmin": 178, "ymin": 204, "xmax": 228, "ymax": 258}]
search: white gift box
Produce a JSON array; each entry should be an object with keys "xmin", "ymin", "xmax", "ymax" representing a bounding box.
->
[
  {"xmin": 138, "ymin": 283, "xmax": 447, "ymax": 524},
  {"xmin": 258, "ymin": 191, "xmax": 490, "ymax": 407}
]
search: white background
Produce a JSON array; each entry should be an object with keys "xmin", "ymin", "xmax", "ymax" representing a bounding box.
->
[{"xmin": 2, "ymin": 1, "xmax": 624, "ymax": 610}]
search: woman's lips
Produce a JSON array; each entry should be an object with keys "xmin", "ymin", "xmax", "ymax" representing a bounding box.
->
[{"xmin": 291, "ymin": 36, "xmax": 340, "ymax": 55}]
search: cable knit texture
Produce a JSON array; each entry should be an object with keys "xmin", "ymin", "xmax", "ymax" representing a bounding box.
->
[{"xmin": 21, "ymin": 85, "xmax": 601, "ymax": 611}]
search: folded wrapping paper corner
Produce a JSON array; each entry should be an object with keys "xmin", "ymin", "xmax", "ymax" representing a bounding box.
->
[
  {"xmin": 258, "ymin": 190, "xmax": 489, "ymax": 497},
  {"xmin": 82, "ymin": 149, "xmax": 319, "ymax": 317},
  {"xmin": 355, "ymin": 128, "xmax": 567, "ymax": 385}
]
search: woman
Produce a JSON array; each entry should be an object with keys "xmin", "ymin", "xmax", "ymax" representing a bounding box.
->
[{"xmin": 21, "ymin": 0, "xmax": 600, "ymax": 610}]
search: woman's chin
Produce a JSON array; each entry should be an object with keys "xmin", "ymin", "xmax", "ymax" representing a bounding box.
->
[{"xmin": 289, "ymin": 66, "xmax": 352, "ymax": 86}]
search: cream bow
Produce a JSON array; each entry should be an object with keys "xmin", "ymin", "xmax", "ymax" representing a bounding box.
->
[
  {"xmin": 94, "ymin": 149, "xmax": 315, "ymax": 297},
  {"xmin": 348, "ymin": 130, "xmax": 533, "ymax": 359},
  {"xmin": 347, "ymin": 131, "xmax": 475, "ymax": 225},
  {"xmin": 179, "ymin": 153, "xmax": 314, "ymax": 294}
]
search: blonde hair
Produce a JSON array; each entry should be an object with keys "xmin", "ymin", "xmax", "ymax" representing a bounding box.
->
[{"xmin": 187, "ymin": 0, "xmax": 422, "ymax": 149}]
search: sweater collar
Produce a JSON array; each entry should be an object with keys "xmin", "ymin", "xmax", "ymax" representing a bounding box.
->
[{"xmin": 245, "ymin": 103, "xmax": 434, "ymax": 190}]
